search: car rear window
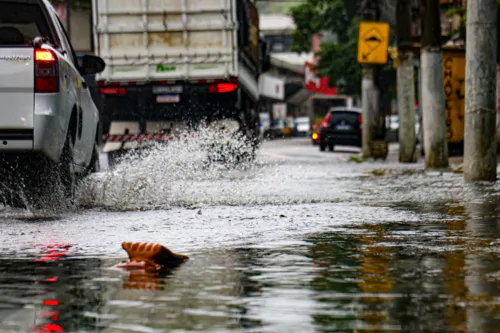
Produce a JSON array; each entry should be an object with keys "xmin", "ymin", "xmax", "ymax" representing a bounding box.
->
[
  {"xmin": 0, "ymin": 2, "xmax": 51, "ymax": 46},
  {"xmin": 329, "ymin": 111, "xmax": 360, "ymax": 124}
]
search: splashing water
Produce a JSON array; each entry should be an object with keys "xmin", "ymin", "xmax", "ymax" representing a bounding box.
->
[{"xmin": 76, "ymin": 126, "xmax": 264, "ymax": 210}]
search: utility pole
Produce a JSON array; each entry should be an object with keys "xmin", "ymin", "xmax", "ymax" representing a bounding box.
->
[
  {"xmin": 464, "ymin": 0, "xmax": 498, "ymax": 181},
  {"xmin": 361, "ymin": 0, "xmax": 385, "ymax": 159},
  {"xmin": 420, "ymin": 0, "xmax": 449, "ymax": 169},
  {"xmin": 396, "ymin": 0, "xmax": 417, "ymax": 163},
  {"xmin": 495, "ymin": 4, "xmax": 500, "ymax": 152}
]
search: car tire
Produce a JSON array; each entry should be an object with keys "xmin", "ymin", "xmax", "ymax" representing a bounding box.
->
[
  {"xmin": 59, "ymin": 132, "xmax": 77, "ymax": 203},
  {"xmin": 328, "ymin": 144, "xmax": 334, "ymax": 152},
  {"xmin": 88, "ymin": 141, "xmax": 100, "ymax": 174},
  {"xmin": 320, "ymin": 142, "xmax": 326, "ymax": 152}
]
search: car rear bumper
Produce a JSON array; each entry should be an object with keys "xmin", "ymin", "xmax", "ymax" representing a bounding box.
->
[
  {"xmin": 321, "ymin": 131, "xmax": 362, "ymax": 147},
  {"xmin": 0, "ymin": 115, "xmax": 63, "ymax": 163}
]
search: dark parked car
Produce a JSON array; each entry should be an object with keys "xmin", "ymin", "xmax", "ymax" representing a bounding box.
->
[{"xmin": 319, "ymin": 107, "xmax": 362, "ymax": 152}]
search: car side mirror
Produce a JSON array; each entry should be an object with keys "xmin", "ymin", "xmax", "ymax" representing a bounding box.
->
[{"xmin": 80, "ymin": 55, "xmax": 106, "ymax": 75}]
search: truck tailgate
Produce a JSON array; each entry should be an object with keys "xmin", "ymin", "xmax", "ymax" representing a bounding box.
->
[
  {"xmin": 0, "ymin": 48, "xmax": 34, "ymax": 129},
  {"xmin": 93, "ymin": 0, "xmax": 237, "ymax": 82}
]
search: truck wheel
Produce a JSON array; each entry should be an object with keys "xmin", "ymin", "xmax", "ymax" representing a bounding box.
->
[
  {"xmin": 328, "ymin": 144, "xmax": 335, "ymax": 152},
  {"xmin": 320, "ymin": 142, "xmax": 326, "ymax": 152},
  {"xmin": 59, "ymin": 133, "xmax": 77, "ymax": 203}
]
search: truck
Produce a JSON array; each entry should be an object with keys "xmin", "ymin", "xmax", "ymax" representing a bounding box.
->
[{"xmin": 91, "ymin": 0, "xmax": 270, "ymax": 165}]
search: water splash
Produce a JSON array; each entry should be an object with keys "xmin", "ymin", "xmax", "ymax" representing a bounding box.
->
[{"xmin": 76, "ymin": 126, "xmax": 264, "ymax": 210}]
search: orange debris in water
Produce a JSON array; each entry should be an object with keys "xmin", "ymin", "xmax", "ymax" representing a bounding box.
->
[{"xmin": 113, "ymin": 242, "xmax": 189, "ymax": 273}]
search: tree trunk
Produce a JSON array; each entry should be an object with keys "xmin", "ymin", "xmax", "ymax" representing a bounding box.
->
[
  {"xmin": 464, "ymin": 0, "xmax": 498, "ymax": 182},
  {"xmin": 396, "ymin": 0, "xmax": 417, "ymax": 163},
  {"xmin": 420, "ymin": 0, "xmax": 449, "ymax": 169}
]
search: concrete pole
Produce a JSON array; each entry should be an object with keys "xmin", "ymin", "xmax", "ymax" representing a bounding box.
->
[
  {"xmin": 420, "ymin": 0, "xmax": 449, "ymax": 169},
  {"xmin": 464, "ymin": 0, "xmax": 498, "ymax": 182},
  {"xmin": 361, "ymin": 0, "xmax": 382, "ymax": 159},
  {"xmin": 396, "ymin": 0, "xmax": 417, "ymax": 163},
  {"xmin": 362, "ymin": 66, "xmax": 379, "ymax": 158},
  {"xmin": 496, "ymin": 5, "xmax": 500, "ymax": 150}
]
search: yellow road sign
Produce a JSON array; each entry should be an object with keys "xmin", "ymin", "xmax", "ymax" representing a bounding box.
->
[{"xmin": 357, "ymin": 21, "xmax": 390, "ymax": 64}]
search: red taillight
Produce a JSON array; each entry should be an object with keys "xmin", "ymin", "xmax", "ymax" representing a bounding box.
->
[
  {"xmin": 99, "ymin": 87, "xmax": 126, "ymax": 96},
  {"xmin": 35, "ymin": 49, "xmax": 59, "ymax": 93},
  {"xmin": 321, "ymin": 113, "xmax": 331, "ymax": 129},
  {"xmin": 35, "ymin": 50, "xmax": 55, "ymax": 62},
  {"xmin": 208, "ymin": 82, "xmax": 238, "ymax": 93},
  {"xmin": 358, "ymin": 114, "xmax": 362, "ymax": 130}
]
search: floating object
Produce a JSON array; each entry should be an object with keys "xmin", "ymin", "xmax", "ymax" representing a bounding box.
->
[{"xmin": 113, "ymin": 242, "xmax": 189, "ymax": 272}]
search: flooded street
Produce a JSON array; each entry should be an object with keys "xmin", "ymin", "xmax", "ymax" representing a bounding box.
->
[{"xmin": 2, "ymin": 138, "xmax": 500, "ymax": 332}]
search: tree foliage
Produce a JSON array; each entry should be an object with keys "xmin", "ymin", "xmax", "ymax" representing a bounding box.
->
[{"xmin": 290, "ymin": 0, "xmax": 362, "ymax": 95}]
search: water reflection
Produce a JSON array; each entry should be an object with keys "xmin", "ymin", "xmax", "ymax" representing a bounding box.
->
[{"xmin": 4, "ymin": 199, "xmax": 500, "ymax": 332}]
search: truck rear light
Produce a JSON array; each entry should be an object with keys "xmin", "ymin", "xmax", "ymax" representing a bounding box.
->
[
  {"xmin": 208, "ymin": 83, "xmax": 238, "ymax": 93},
  {"xmin": 34, "ymin": 49, "xmax": 58, "ymax": 93},
  {"xmin": 321, "ymin": 113, "xmax": 331, "ymax": 129},
  {"xmin": 99, "ymin": 87, "xmax": 126, "ymax": 96}
]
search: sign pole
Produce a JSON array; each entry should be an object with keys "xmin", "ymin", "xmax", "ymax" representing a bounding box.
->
[{"xmin": 358, "ymin": 0, "xmax": 387, "ymax": 159}]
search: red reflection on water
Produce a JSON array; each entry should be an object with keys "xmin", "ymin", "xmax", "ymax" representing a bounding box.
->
[
  {"xmin": 37, "ymin": 310, "xmax": 60, "ymax": 320},
  {"xmin": 45, "ymin": 277, "xmax": 58, "ymax": 283},
  {"xmin": 43, "ymin": 299, "xmax": 59, "ymax": 306},
  {"xmin": 34, "ymin": 323, "xmax": 64, "ymax": 333},
  {"xmin": 36, "ymin": 243, "xmax": 77, "ymax": 262}
]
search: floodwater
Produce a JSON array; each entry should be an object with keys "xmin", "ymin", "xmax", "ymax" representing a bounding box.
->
[{"xmin": 1, "ymin": 134, "xmax": 500, "ymax": 332}]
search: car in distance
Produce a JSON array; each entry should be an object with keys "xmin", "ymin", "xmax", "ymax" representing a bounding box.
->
[
  {"xmin": 319, "ymin": 107, "xmax": 362, "ymax": 152},
  {"xmin": 294, "ymin": 116, "xmax": 311, "ymax": 137},
  {"xmin": 0, "ymin": 0, "xmax": 106, "ymax": 206}
]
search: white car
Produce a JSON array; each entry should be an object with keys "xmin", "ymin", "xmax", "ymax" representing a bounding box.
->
[
  {"xmin": 295, "ymin": 117, "xmax": 311, "ymax": 136},
  {"xmin": 386, "ymin": 114, "xmax": 421, "ymax": 143},
  {"xmin": 0, "ymin": 0, "xmax": 105, "ymax": 206}
]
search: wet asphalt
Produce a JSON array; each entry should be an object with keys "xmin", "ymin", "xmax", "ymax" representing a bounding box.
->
[{"xmin": 1, "ymin": 137, "xmax": 500, "ymax": 332}]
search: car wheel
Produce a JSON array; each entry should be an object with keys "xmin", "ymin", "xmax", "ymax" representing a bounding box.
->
[
  {"xmin": 59, "ymin": 132, "xmax": 77, "ymax": 203},
  {"xmin": 320, "ymin": 142, "xmax": 326, "ymax": 152},
  {"xmin": 328, "ymin": 144, "xmax": 334, "ymax": 152},
  {"xmin": 88, "ymin": 141, "xmax": 100, "ymax": 174}
]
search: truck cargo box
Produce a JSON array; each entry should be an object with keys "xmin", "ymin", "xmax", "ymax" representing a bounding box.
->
[{"xmin": 92, "ymin": 0, "xmax": 245, "ymax": 83}]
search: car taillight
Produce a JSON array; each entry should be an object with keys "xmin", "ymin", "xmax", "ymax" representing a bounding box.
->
[
  {"xmin": 321, "ymin": 113, "xmax": 331, "ymax": 129},
  {"xmin": 35, "ymin": 49, "xmax": 59, "ymax": 93},
  {"xmin": 99, "ymin": 87, "xmax": 126, "ymax": 96},
  {"xmin": 208, "ymin": 83, "xmax": 238, "ymax": 93},
  {"xmin": 358, "ymin": 114, "xmax": 362, "ymax": 130}
]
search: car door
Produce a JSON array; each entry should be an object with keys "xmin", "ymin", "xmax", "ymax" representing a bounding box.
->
[
  {"xmin": 54, "ymin": 17, "xmax": 96, "ymax": 167},
  {"xmin": 50, "ymin": 13, "xmax": 89, "ymax": 167}
]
